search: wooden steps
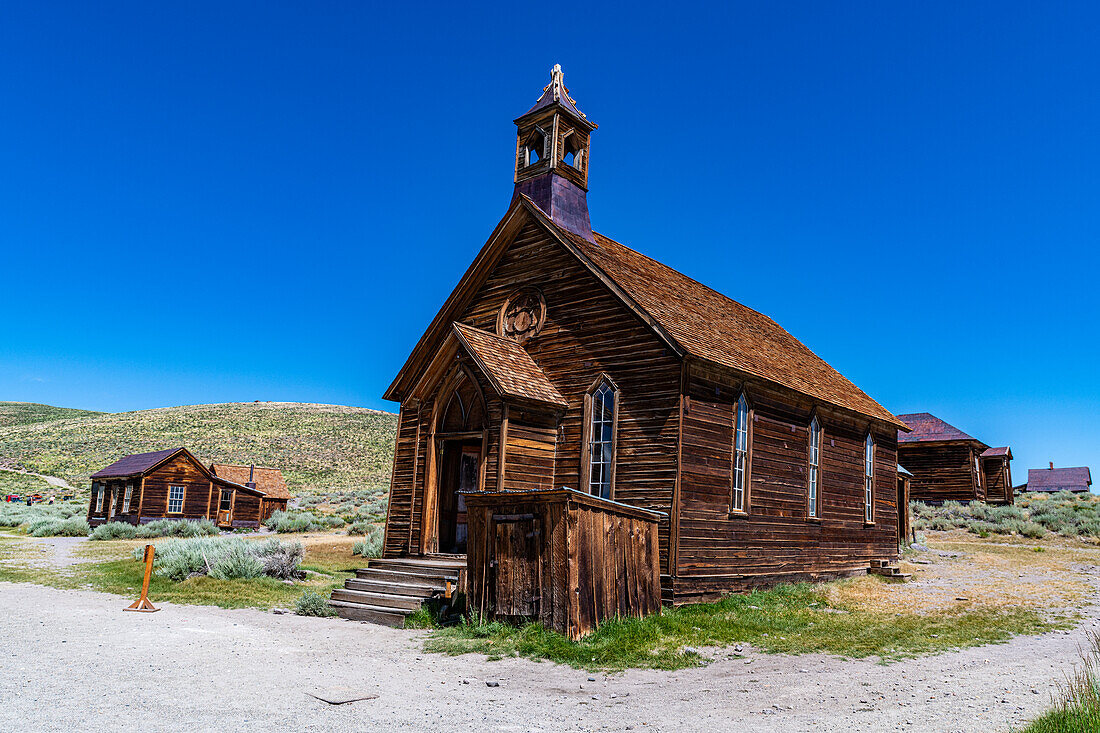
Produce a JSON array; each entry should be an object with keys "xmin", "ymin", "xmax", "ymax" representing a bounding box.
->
[
  {"xmin": 329, "ymin": 556, "xmax": 462, "ymax": 626},
  {"xmin": 869, "ymin": 559, "xmax": 912, "ymax": 581}
]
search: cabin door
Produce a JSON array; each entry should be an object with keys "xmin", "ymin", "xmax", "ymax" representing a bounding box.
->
[
  {"xmin": 218, "ymin": 489, "xmax": 233, "ymax": 526},
  {"xmin": 438, "ymin": 440, "xmax": 481, "ymax": 554}
]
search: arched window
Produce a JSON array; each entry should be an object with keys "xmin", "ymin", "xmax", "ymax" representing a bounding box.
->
[
  {"xmin": 808, "ymin": 415, "xmax": 821, "ymax": 518},
  {"xmin": 584, "ymin": 377, "xmax": 617, "ymax": 499},
  {"xmin": 732, "ymin": 394, "xmax": 751, "ymax": 512},
  {"xmin": 525, "ymin": 128, "xmax": 546, "ymax": 167},
  {"xmin": 864, "ymin": 434, "xmax": 875, "ymax": 524}
]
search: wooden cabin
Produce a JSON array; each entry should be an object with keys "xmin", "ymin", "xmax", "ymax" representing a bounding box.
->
[
  {"xmin": 374, "ymin": 65, "xmax": 908, "ymax": 617},
  {"xmin": 88, "ymin": 448, "xmax": 271, "ymax": 529},
  {"xmin": 210, "ymin": 464, "xmax": 291, "ymax": 522},
  {"xmin": 896, "ymin": 413, "xmax": 1013, "ymax": 505},
  {"xmin": 1023, "ymin": 463, "xmax": 1093, "ymax": 494}
]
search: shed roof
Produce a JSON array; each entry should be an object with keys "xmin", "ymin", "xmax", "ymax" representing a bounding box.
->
[
  {"xmin": 90, "ymin": 448, "xmax": 184, "ymax": 479},
  {"xmin": 896, "ymin": 413, "xmax": 982, "ymax": 444},
  {"xmin": 452, "ymin": 322, "xmax": 568, "ymax": 408},
  {"xmin": 210, "ymin": 464, "xmax": 291, "ymax": 500},
  {"xmin": 1026, "ymin": 466, "xmax": 1093, "ymax": 492},
  {"xmin": 981, "ymin": 446, "xmax": 1012, "ymax": 459}
]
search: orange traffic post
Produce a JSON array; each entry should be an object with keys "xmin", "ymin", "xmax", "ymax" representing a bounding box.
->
[{"xmin": 125, "ymin": 543, "xmax": 159, "ymax": 612}]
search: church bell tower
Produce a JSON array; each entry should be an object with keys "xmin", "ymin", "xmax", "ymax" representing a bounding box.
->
[{"xmin": 512, "ymin": 65, "xmax": 598, "ymax": 241}]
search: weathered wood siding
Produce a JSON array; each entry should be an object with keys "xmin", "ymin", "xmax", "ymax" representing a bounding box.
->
[
  {"xmin": 465, "ymin": 490, "xmax": 661, "ymax": 639},
  {"xmin": 674, "ymin": 365, "xmax": 899, "ymax": 602},
  {"xmin": 228, "ymin": 488, "xmax": 262, "ymax": 527},
  {"xmin": 385, "ymin": 220, "xmax": 680, "ymax": 560},
  {"xmin": 899, "ymin": 442, "xmax": 979, "ymax": 504},
  {"xmin": 140, "ymin": 454, "xmax": 214, "ymax": 523},
  {"xmin": 500, "ymin": 412, "xmax": 558, "ymax": 492},
  {"xmin": 982, "ymin": 457, "xmax": 1013, "ymax": 505}
]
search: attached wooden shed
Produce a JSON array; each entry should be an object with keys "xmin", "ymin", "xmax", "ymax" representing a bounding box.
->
[
  {"xmin": 464, "ymin": 488, "xmax": 662, "ymax": 639},
  {"xmin": 210, "ymin": 464, "xmax": 292, "ymax": 522}
]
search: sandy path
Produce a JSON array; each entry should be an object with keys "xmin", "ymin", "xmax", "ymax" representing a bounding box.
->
[{"xmin": 0, "ymin": 583, "xmax": 1097, "ymax": 732}]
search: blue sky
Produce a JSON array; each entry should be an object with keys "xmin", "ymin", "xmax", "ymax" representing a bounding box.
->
[{"xmin": 1, "ymin": 2, "xmax": 1097, "ymax": 483}]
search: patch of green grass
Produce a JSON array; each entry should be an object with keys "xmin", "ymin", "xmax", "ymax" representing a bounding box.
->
[
  {"xmin": 426, "ymin": 583, "xmax": 1072, "ymax": 672},
  {"xmin": 0, "ymin": 533, "xmax": 357, "ymax": 610},
  {"xmin": 1019, "ymin": 631, "xmax": 1100, "ymax": 732}
]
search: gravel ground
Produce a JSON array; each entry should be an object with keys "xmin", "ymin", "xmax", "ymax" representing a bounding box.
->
[{"xmin": 1, "ymin": 582, "xmax": 1098, "ymax": 732}]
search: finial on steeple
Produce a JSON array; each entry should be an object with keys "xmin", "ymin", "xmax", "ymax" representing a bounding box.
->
[{"xmin": 512, "ymin": 65, "xmax": 598, "ymax": 241}]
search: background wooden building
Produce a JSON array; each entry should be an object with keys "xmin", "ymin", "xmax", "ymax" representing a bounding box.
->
[
  {"xmin": 88, "ymin": 448, "xmax": 285, "ymax": 529},
  {"xmin": 1023, "ymin": 463, "xmax": 1092, "ymax": 493},
  {"xmin": 896, "ymin": 413, "xmax": 1013, "ymax": 505},
  {"xmin": 361, "ymin": 66, "xmax": 908, "ymax": 624}
]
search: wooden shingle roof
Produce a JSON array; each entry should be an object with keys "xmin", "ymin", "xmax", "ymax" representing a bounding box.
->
[
  {"xmin": 90, "ymin": 448, "xmax": 185, "ymax": 479},
  {"xmin": 1027, "ymin": 466, "xmax": 1092, "ymax": 492},
  {"xmin": 210, "ymin": 464, "xmax": 291, "ymax": 500},
  {"xmin": 385, "ymin": 197, "xmax": 905, "ymax": 429},
  {"xmin": 562, "ymin": 229, "xmax": 905, "ymax": 428},
  {"xmin": 452, "ymin": 322, "xmax": 568, "ymax": 408},
  {"xmin": 896, "ymin": 413, "xmax": 981, "ymax": 444}
]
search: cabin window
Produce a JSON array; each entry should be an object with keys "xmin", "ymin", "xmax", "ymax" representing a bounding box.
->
[
  {"xmin": 122, "ymin": 483, "xmax": 132, "ymax": 513},
  {"xmin": 864, "ymin": 434, "xmax": 875, "ymax": 523},
  {"xmin": 168, "ymin": 485, "xmax": 185, "ymax": 514},
  {"xmin": 585, "ymin": 378, "xmax": 617, "ymax": 500},
  {"xmin": 219, "ymin": 489, "xmax": 233, "ymax": 512},
  {"xmin": 975, "ymin": 456, "xmax": 982, "ymax": 489},
  {"xmin": 732, "ymin": 394, "xmax": 750, "ymax": 512},
  {"xmin": 808, "ymin": 416, "xmax": 821, "ymax": 518},
  {"xmin": 94, "ymin": 485, "xmax": 103, "ymax": 513}
]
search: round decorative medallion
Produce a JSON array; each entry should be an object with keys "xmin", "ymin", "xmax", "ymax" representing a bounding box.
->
[{"xmin": 497, "ymin": 287, "xmax": 547, "ymax": 343}]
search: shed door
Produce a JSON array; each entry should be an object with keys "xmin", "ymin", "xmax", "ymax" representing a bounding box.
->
[{"xmin": 492, "ymin": 514, "xmax": 541, "ymax": 618}]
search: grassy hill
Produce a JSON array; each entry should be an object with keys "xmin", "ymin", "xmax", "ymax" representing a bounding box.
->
[
  {"xmin": 0, "ymin": 403, "xmax": 398, "ymax": 506},
  {"xmin": 0, "ymin": 402, "xmax": 105, "ymax": 428}
]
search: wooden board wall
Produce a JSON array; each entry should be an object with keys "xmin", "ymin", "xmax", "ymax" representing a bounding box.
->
[
  {"xmin": 674, "ymin": 364, "xmax": 899, "ymax": 602},
  {"xmin": 899, "ymin": 442, "xmax": 980, "ymax": 504},
  {"xmin": 465, "ymin": 490, "xmax": 661, "ymax": 639},
  {"xmin": 385, "ymin": 219, "xmax": 681, "ymax": 560}
]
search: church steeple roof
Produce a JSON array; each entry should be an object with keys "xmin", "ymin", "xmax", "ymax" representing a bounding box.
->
[{"xmin": 517, "ymin": 64, "xmax": 595, "ymax": 129}]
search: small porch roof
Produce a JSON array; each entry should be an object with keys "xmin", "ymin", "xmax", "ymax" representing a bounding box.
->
[{"xmin": 451, "ymin": 323, "xmax": 568, "ymax": 408}]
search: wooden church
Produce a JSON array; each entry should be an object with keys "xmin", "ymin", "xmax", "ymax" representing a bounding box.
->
[{"xmin": 376, "ymin": 66, "xmax": 907, "ymax": 612}]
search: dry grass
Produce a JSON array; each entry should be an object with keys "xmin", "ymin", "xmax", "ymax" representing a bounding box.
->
[{"xmin": 827, "ymin": 530, "xmax": 1094, "ymax": 617}]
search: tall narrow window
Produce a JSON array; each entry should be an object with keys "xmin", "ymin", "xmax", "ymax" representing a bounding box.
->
[
  {"xmin": 975, "ymin": 456, "xmax": 982, "ymax": 490},
  {"xmin": 168, "ymin": 485, "xmax": 185, "ymax": 514},
  {"xmin": 808, "ymin": 416, "xmax": 821, "ymax": 518},
  {"xmin": 219, "ymin": 489, "xmax": 233, "ymax": 512},
  {"xmin": 864, "ymin": 434, "xmax": 875, "ymax": 523},
  {"xmin": 585, "ymin": 378, "xmax": 616, "ymax": 500},
  {"xmin": 94, "ymin": 485, "xmax": 103, "ymax": 513},
  {"xmin": 732, "ymin": 394, "xmax": 750, "ymax": 512},
  {"xmin": 122, "ymin": 483, "xmax": 133, "ymax": 513}
]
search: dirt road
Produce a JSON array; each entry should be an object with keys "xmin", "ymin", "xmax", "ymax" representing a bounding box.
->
[{"xmin": 1, "ymin": 582, "xmax": 1096, "ymax": 732}]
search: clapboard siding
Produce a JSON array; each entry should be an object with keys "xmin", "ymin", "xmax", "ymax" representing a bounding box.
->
[
  {"xmin": 674, "ymin": 363, "xmax": 898, "ymax": 602},
  {"xmin": 899, "ymin": 442, "xmax": 979, "ymax": 504},
  {"xmin": 385, "ymin": 220, "xmax": 680, "ymax": 561}
]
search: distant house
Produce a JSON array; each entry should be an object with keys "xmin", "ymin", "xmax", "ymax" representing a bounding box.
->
[
  {"xmin": 210, "ymin": 464, "xmax": 290, "ymax": 522},
  {"xmin": 87, "ymin": 448, "xmax": 287, "ymax": 528},
  {"xmin": 896, "ymin": 413, "xmax": 1013, "ymax": 505},
  {"xmin": 1024, "ymin": 463, "xmax": 1093, "ymax": 494}
]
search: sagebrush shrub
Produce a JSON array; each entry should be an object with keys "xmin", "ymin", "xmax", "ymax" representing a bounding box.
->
[
  {"xmin": 90, "ymin": 521, "xmax": 138, "ymax": 540},
  {"xmin": 138, "ymin": 536, "xmax": 304, "ymax": 581},
  {"xmin": 352, "ymin": 525, "xmax": 384, "ymax": 559},
  {"xmin": 295, "ymin": 589, "xmax": 335, "ymax": 617}
]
